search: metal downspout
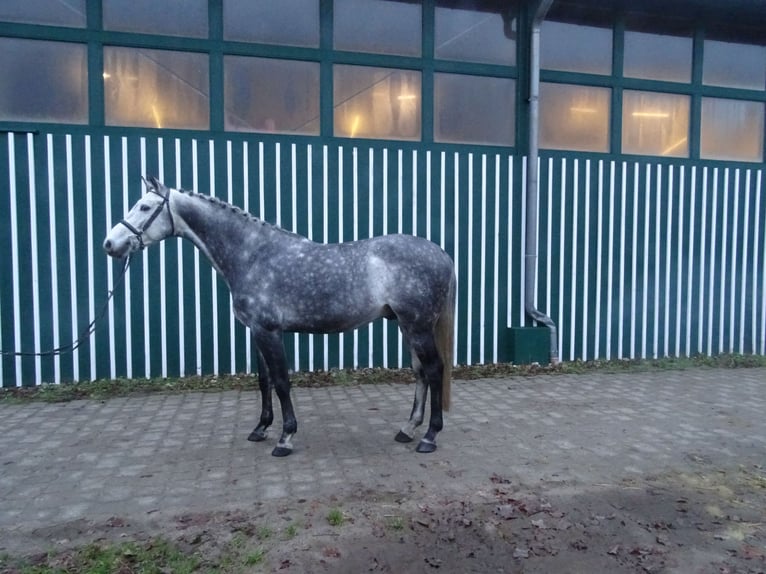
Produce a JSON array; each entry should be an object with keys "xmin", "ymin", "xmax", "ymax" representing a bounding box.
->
[{"xmin": 525, "ymin": 0, "xmax": 559, "ymax": 364}]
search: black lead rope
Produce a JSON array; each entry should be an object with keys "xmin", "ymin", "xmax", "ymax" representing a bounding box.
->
[{"xmin": 0, "ymin": 255, "xmax": 132, "ymax": 358}]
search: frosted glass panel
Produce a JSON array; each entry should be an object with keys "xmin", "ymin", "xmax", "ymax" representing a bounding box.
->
[
  {"xmin": 540, "ymin": 83, "xmax": 610, "ymax": 152},
  {"xmin": 334, "ymin": 65, "xmax": 421, "ymax": 141},
  {"xmin": 541, "ymin": 21, "xmax": 611, "ymax": 75},
  {"xmin": 624, "ymin": 31, "xmax": 692, "ymax": 82},
  {"xmin": 704, "ymin": 40, "xmax": 766, "ymax": 90},
  {"xmin": 622, "ymin": 91, "xmax": 689, "ymax": 157},
  {"xmin": 435, "ymin": 2, "xmax": 516, "ymax": 66},
  {"xmin": 103, "ymin": 0, "xmax": 208, "ymax": 37},
  {"xmin": 224, "ymin": 0, "xmax": 319, "ymax": 47},
  {"xmin": 334, "ymin": 0, "xmax": 421, "ymax": 56},
  {"xmin": 225, "ymin": 57, "xmax": 319, "ymax": 134},
  {"xmin": 0, "ymin": 38, "xmax": 87, "ymax": 124},
  {"xmin": 701, "ymin": 98, "xmax": 764, "ymax": 162},
  {"xmin": 104, "ymin": 47, "xmax": 209, "ymax": 130},
  {"xmin": 435, "ymin": 74, "xmax": 515, "ymax": 146},
  {"xmin": 0, "ymin": 0, "xmax": 85, "ymax": 27}
]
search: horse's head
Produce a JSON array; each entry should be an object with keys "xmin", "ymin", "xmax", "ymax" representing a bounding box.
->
[{"xmin": 103, "ymin": 176, "xmax": 176, "ymax": 258}]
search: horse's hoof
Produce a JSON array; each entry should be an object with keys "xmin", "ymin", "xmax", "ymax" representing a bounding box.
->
[
  {"xmin": 271, "ymin": 446, "xmax": 293, "ymax": 457},
  {"xmin": 416, "ymin": 440, "xmax": 437, "ymax": 453},
  {"xmin": 247, "ymin": 428, "xmax": 268, "ymax": 442},
  {"xmin": 395, "ymin": 430, "xmax": 414, "ymax": 443}
]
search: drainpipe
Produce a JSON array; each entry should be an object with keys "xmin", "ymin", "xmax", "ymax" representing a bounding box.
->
[{"xmin": 525, "ymin": 0, "xmax": 559, "ymax": 364}]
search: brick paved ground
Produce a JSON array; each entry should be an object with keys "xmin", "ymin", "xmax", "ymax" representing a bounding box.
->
[{"xmin": 1, "ymin": 367, "xmax": 765, "ymax": 566}]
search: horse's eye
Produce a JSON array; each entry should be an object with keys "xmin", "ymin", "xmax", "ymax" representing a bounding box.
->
[{"xmin": 140, "ymin": 204, "xmax": 151, "ymax": 212}]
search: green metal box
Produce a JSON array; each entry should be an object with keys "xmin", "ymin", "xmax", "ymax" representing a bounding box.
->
[{"xmin": 507, "ymin": 327, "xmax": 550, "ymax": 365}]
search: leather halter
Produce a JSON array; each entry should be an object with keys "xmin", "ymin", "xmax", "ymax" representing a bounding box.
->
[{"xmin": 119, "ymin": 187, "xmax": 175, "ymax": 250}]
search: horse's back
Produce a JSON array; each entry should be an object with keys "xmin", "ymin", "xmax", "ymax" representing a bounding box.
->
[
  {"xmin": 367, "ymin": 234, "xmax": 452, "ymax": 266},
  {"xmin": 365, "ymin": 235, "xmax": 454, "ymax": 322}
]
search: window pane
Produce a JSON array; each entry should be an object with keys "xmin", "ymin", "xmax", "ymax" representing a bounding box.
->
[
  {"xmin": 540, "ymin": 21, "xmax": 611, "ymax": 75},
  {"xmin": 224, "ymin": 0, "xmax": 319, "ymax": 47},
  {"xmin": 704, "ymin": 40, "xmax": 766, "ymax": 90},
  {"xmin": 103, "ymin": 0, "xmax": 208, "ymax": 37},
  {"xmin": 622, "ymin": 91, "xmax": 689, "ymax": 157},
  {"xmin": 435, "ymin": 1, "xmax": 516, "ymax": 66},
  {"xmin": 0, "ymin": 38, "xmax": 87, "ymax": 124},
  {"xmin": 540, "ymin": 83, "xmax": 610, "ymax": 152},
  {"xmin": 225, "ymin": 57, "xmax": 319, "ymax": 134},
  {"xmin": 624, "ymin": 30, "xmax": 692, "ymax": 82},
  {"xmin": 701, "ymin": 98, "xmax": 764, "ymax": 162},
  {"xmin": 0, "ymin": 0, "xmax": 85, "ymax": 27},
  {"xmin": 334, "ymin": 65, "xmax": 421, "ymax": 141},
  {"xmin": 435, "ymin": 74, "xmax": 515, "ymax": 146},
  {"xmin": 104, "ymin": 47, "xmax": 209, "ymax": 130},
  {"xmin": 334, "ymin": 0, "xmax": 421, "ymax": 56}
]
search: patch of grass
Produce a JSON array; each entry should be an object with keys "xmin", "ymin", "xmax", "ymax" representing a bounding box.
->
[
  {"xmin": 3, "ymin": 354, "xmax": 765, "ymax": 403},
  {"xmin": 282, "ymin": 522, "xmax": 299, "ymax": 540},
  {"xmin": 386, "ymin": 516, "xmax": 405, "ymax": 531},
  {"xmin": 327, "ymin": 508, "xmax": 345, "ymax": 527},
  {"xmin": 244, "ymin": 548, "xmax": 266, "ymax": 566},
  {"xmin": 2, "ymin": 534, "xmax": 276, "ymax": 574},
  {"xmin": 4, "ymin": 539, "xmax": 199, "ymax": 574},
  {"xmin": 256, "ymin": 525, "xmax": 273, "ymax": 540}
]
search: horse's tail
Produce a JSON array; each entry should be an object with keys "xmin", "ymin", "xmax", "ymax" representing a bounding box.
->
[{"xmin": 435, "ymin": 271, "xmax": 456, "ymax": 411}]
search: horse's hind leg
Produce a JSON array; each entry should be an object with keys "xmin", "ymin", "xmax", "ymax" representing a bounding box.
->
[
  {"xmin": 402, "ymin": 329, "xmax": 445, "ymax": 454},
  {"xmin": 395, "ymin": 353, "xmax": 427, "ymax": 444},
  {"xmin": 247, "ymin": 350, "xmax": 274, "ymax": 442}
]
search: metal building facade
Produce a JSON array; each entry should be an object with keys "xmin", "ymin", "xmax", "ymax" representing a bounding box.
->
[{"xmin": 1, "ymin": 1, "xmax": 765, "ymax": 385}]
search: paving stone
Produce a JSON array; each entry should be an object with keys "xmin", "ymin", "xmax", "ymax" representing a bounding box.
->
[{"xmin": 0, "ymin": 367, "xmax": 764, "ymax": 534}]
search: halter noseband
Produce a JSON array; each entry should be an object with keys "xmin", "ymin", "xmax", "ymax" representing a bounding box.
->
[{"xmin": 119, "ymin": 187, "xmax": 175, "ymax": 250}]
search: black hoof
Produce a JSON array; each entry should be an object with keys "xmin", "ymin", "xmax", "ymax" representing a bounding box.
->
[
  {"xmin": 247, "ymin": 428, "xmax": 268, "ymax": 442},
  {"xmin": 416, "ymin": 440, "xmax": 437, "ymax": 454},
  {"xmin": 271, "ymin": 446, "xmax": 293, "ymax": 457},
  {"xmin": 395, "ymin": 430, "xmax": 414, "ymax": 443}
]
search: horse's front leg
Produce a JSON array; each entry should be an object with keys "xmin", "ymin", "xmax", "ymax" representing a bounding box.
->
[
  {"xmin": 253, "ymin": 328, "xmax": 297, "ymax": 457},
  {"xmin": 247, "ymin": 350, "xmax": 274, "ymax": 442}
]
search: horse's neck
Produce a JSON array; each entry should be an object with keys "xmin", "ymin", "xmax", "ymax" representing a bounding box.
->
[{"xmin": 172, "ymin": 191, "xmax": 265, "ymax": 281}]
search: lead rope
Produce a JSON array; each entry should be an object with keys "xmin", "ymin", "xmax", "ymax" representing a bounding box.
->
[{"xmin": 0, "ymin": 255, "xmax": 132, "ymax": 357}]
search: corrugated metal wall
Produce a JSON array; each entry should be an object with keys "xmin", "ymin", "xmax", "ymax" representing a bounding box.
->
[{"xmin": 1, "ymin": 131, "xmax": 764, "ymax": 385}]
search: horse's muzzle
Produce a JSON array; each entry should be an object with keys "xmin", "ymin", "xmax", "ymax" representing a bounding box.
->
[{"xmin": 103, "ymin": 236, "xmax": 132, "ymax": 258}]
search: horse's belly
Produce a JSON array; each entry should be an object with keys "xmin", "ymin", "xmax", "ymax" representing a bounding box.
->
[{"xmin": 284, "ymin": 306, "xmax": 385, "ymax": 334}]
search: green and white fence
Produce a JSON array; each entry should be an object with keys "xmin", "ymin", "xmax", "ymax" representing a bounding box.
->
[{"xmin": 1, "ymin": 131, "xmax": 764, "ymax": 386}]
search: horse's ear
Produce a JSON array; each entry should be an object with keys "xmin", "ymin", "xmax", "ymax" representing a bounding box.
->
[
  {"xmin": 147, "ymin": 175, "xmax": 161, "ymax": 189},
  {"xmin": 141, "ymin": 175, "xmax": 156, "ymax": 192}
]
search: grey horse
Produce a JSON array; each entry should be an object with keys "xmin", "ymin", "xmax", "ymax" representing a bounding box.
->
[{"xmin": 103, "ymin": 176, "xmax": 456, "ymax": 456}]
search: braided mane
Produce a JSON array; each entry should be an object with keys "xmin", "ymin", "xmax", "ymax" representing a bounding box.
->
[
  {"xmin": 177, "ymin": 188, "xmax": 305, "ymax": 239},
  {"xmin": 179, "ymin": 188, "xmax": 261, "ymax": 223}
]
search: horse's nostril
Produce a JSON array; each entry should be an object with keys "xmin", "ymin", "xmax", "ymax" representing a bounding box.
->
[{"xmin": 104, "ymin": 239, "xmax": 112, "ymax": 252}]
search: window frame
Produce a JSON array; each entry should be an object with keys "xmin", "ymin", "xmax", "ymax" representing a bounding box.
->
[
  {"xmin": 0, "ymin": 1, "xmax": 762, "ymax": 162},
  {"xmin": 0, "ymin": 0, "xmax": 521, "ymax": 149},
  {"xmin": 540, "ymin": 14, "xmax": 766, "ymax": 162}
]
